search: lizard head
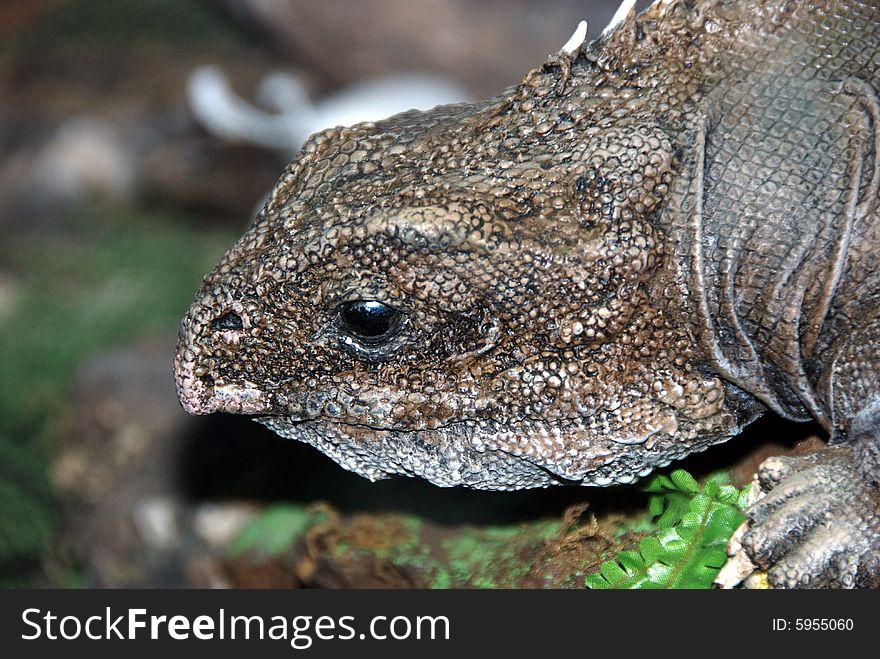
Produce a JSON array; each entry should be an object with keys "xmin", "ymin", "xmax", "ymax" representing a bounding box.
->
[{"xmin": 175, "ymin": 70, "xmax": 745, "ymax": 489}]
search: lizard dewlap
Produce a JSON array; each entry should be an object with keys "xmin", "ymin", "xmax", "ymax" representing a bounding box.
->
[{"xmin": 175, "ymin": 0, "xmax": 880, "ymax": 588}]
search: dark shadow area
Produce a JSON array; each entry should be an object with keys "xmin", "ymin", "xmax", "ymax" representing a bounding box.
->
[{"xmin": 178, "ymin": 410, "xmax": 823, "ymax": 526}]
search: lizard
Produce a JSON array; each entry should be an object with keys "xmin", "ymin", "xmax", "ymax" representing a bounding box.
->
[{"xmin": 173, "ymin": 0, "xmax": 880, "ymax": 588}]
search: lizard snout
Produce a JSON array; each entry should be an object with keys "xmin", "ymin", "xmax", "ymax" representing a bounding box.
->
[{"xmin": 173, "ymin": 304, "xmax": 272, "ymax": 416}]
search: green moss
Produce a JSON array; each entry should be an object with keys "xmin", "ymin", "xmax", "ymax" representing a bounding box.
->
[
  {"xmin": 333, "ymin": 542, "xmax": 352, "ymax": 558},
  {"xmin": 396, "ymin": 517, "xmax": 424, "ymax": 554},
  {"xmin": 612, "ymin": 511, "xmax": 660, "ymax": 537},
  {"xmin": 440, "ymin": 520, "xmax": 561, "ymax": 588},
  {"xmin": 428, "ymin": 569, "xmax": 452, "ymax": 590}
]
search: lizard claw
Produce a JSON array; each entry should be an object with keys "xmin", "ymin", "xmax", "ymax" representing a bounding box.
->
[
  {"xmin": 742, "ymin": 480, "xmax": 838, "ymax": 564},
  {"xmin": 755, "ymin": 451, "xmax": 827, "ymax": 491},
  {"xmin": 768, "ymin": 525, "xmax": 864, "ymax": 588},
  {"xmin": 737, "ymin": 446, "xmax": 880, "ymax": 588}
]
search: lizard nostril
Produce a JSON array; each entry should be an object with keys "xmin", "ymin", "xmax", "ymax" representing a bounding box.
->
[{"xmin": 211, "ymin": 311, "xmax": 244, "ymax": 331}]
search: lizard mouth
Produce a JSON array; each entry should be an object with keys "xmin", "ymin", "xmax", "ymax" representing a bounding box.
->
[
  {"xmin": 174, "ymin": 366, "xmax": 274, "ymax": 415},
  {"xmin": 251, "ymin": 414, "xmax": 468, "ymax": 434}
]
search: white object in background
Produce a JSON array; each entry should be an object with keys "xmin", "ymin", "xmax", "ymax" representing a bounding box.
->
[
  {"xmin": 187, "ymin": 66, "xmax": 471, "ymax": 156},
  {"xmin": 34, "ymin": 116, "xmax": 135, "ymax": 202}
]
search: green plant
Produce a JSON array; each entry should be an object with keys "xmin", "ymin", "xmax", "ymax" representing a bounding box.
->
[
  {"xmin": 227, "ymin": 505, "xmax": 322, "ymax": 557},
  {"xmin": 586, "ymin": 470, "xmax": 750, "ymax": 589}
]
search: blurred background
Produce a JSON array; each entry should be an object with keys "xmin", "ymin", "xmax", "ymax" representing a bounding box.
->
[{"xmin": 1, "ymin": 0, "xmax": 802, "ymax": 589}]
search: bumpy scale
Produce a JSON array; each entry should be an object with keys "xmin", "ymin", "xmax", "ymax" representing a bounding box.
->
[{"xmin": 176, "ymin": 0, "xmax": 880, "ymax": 588}]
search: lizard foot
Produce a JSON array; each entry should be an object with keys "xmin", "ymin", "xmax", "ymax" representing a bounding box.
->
[{"xmin": 739, "ymin": 446, "xmax": 880, "ymax": 588}]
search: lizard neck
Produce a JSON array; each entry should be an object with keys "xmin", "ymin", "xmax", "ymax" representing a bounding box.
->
[{"xmin": 654, "ymin": 5, "xmax": 880, "ymax": 429}]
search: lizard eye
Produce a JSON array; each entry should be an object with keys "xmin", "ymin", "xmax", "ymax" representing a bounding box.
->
[{"xmin": 338, "ymin": 300, "xmax": 402, "ymax": 342}]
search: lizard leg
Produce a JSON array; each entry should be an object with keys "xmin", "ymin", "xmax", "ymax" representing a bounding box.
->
[
  {"xmin": 741, "ymin": 313, "xmax": 880, "ymax": 588},
  {"xmin": 742, "ymin": 443, "xmax": 879, "ymax": 587}
]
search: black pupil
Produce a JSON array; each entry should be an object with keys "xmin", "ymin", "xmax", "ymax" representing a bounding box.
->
[{"xmin": 340, "ymin": 301, "xmax": 397, "ymax": 339}]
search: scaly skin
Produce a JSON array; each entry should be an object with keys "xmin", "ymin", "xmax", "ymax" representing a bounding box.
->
[{"xmin": 175, "ymin": 0, "xmax": 880, "ymax": 587}]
